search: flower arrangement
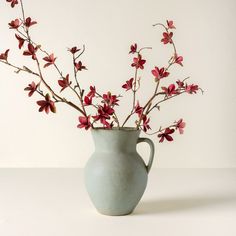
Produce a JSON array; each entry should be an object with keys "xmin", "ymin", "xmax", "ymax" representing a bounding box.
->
[{"xmin": 1, "ymin": 0, "xmax": 202, "ymax": 143}]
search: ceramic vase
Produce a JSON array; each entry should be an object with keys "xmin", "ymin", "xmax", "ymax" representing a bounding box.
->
[{"xmin": 84, "ymin": 128, "xmax": 155, "ymax": 216}]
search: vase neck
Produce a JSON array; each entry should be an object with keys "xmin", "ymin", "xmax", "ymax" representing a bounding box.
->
[{"xmin": 91, "ymin": 129, "xmax": 140, "ymax": 153}]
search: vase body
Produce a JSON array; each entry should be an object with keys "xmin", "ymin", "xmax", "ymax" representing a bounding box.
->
[{"xmin": 84, "ymin": 128, "xmax": 154, "ymax": 216}]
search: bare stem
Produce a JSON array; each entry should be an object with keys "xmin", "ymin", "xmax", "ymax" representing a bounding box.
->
[
  {"xmin": 19, "ymin": 0, "xmax": 31, "ymax": 43},
  {"xmin": 72, "ymin": 54, "xmax": 87, "ymax": 116},
  {"xmin": 147, "ymin": 90, "xmax": 186, "ymax": 115},
  {"xmin": 0, "ymin": 60, "xmax": 39, "ymax": 76},
  {"xmin": 145, "ymin": 124, "xmax": 176, "ymax": 136},
  {"xmin": 113, "ymin": 112, "xmax": 120, "ymax": 128},
  {"xmin": 132, "ymin": 67, "xmax": 138, "ymax": 108},
  {"xmin": 75, "ymin": 45, "xmax": 85, "ymax": 60}
]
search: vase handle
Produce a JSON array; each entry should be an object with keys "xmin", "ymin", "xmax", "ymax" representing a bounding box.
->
[{"xmin": 137, "ymin": 137, "xmax": 155, "ymax": 174}]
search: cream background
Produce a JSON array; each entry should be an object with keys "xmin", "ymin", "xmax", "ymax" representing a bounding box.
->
[{"xmin": 0, "ymin": 0, "xmax": 235, "ymax": 168}]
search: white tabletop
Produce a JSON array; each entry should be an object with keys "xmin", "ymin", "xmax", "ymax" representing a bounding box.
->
[{"xmin": 0, "ymin": 168, "xmax": 235, "ymax": 236}]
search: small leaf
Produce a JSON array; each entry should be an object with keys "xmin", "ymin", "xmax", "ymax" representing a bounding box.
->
[
  {"xmin": 15, "ymin": 69, "xmax": 21, "ymax": 74},
  {"xmin": 23, "ymin": 66, "xmax": 33, "ymax": 73}
]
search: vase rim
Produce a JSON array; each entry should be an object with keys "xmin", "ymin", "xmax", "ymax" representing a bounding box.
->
[{"xmin": 91, "ymin": 127, "xmax": 140, "ymax": 132}]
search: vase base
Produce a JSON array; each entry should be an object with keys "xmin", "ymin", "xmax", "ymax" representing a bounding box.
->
[{"xmin": 96, "ymin": 209, "xmax": 134, "ymax": 216}]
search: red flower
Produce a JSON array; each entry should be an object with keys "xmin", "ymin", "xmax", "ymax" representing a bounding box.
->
[
  {"xmin": 6, "ymin": 0, "xmax": 18, "ymax": 8},
  {"xmin": 93, "ymin": 104, "xmax": 114, "ymax": 124},
  {"xmin": 175, "ymin": 119, "xmax": 186, "ymax": 134},
  {"xmin": 68, "ymin": 46, "xmax": 80, "ymax": 54},
  {"xmin": 162, "ymin": 84, "xmax": 178, "ymax": 97},
  {"xmin": 158, "ymin": 128, "xmax": 175, "ymax": 143},
  {"xmin": 15, "ymin": 34, "xmax": 25, "ymax": 49},
  {"xmin": 142, "ymin": 115, "xmax": 151, "ymax": 132},
  {"xmin": 135, "ymin": 101, "xmax": 143, "ymax": 117},
  {"xmin": 36, "ymin": 94, "xmax": 56, "ymax": 114},
  {"xmin": 84, "ymin": 96, "xmax": 92, "ymax": 106},
  {"xmin": 167, "ymin": 20, "xmax": 176, "ymax": 29},
  {"xmin": 0, "ymin": 49, "xmax": 10, "ymax": 61},
  {"xmin": 23, "ymin": 43, "xmax": 37, "ymax": 60},
  {"xmin": 102, "ymin": 104, "xmax": 114, "ymax": 116},
  {"xmin": 8, "ymin": 19, "xmax": 21, "ymax": 29},
  {"xmin": 58, "ymin": 74, "xmax": 71, "ymax": 92},
  {"xmin": 129, "ymin": 43, "xmax": 137, "ymax": 54},
  {"xmin": 151, "ymin": 67, "xmax": 169, "ymax": 81},
  {"xmin": 122, "ymin": 78, "xmax": 134, "ymax": 91},
  {"xmin": 43, "ymin": 53, "xmax": 57, "ymax": 68},
  {"xmin": 131, "ymin": 54, "xmax": 146, "ymax": 70},
  {"xmin": 174, "ymin": 53, "xmax": 183, "ymax": 66},
  {"xmin": 87, "ymin": 86, "xmax": 96, "ymax": 98},
  {"xmin": 24, "ymin": 17, "xmax": 37, "ymax": 28},
  {"xmin": 77, "ymin": 116, "xmax": 91, "ymax": 130},
  {"xmin": 176, "ymin": 80, "xmax": 184, "ymax": 88},
  {"xmin": 74, "ymin": 61, "xmax": 87, "ymax": 71},
  {"xmin": 185, "ymin": 84, "xmax": 198, "ymax": 94},
  {"xmin": 93, "ymin": 104, "xmax": 114, "ymax": 128},
  {"xmin": 102, "ymin": 92, "xmax": 119, "ymax": 106},
  {"xmin": 161, "ymin": 32, "xmax": 173, "ymax": 44},
  {"xmin": 24, "ymin": 81, "xmax": 38, "ymax": 97}
]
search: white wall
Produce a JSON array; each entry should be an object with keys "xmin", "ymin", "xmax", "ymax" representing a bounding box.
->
[{"xmin": 0, "ymin": 0, "xmax": 235, "ymax": 168}]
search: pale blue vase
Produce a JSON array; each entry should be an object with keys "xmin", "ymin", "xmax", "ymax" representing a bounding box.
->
[{"xmin": 84, "ymin": 128, "xmax": 155, "ymax": 216}]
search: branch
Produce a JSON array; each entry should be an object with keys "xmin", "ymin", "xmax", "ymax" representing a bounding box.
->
[
  {"xmin": 0, "ymin": 60, "xmax": 39, "ymax": 76},
  {"xmin": 147, "ymin": 90, "xmax": 186, "ymax": 115}
]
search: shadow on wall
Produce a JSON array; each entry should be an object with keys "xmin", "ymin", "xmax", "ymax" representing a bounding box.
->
[{"xmin": 134, "ymin": 195, "xmax": 236, "ymax": 215}]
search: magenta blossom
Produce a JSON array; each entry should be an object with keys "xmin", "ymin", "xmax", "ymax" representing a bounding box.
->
[
  {"xmin": 77, "ymin": 116, "xmax": 91, "ymax": 130},
  {"xmin": 84, "ymin": 96, "xmax": 92, "ymax": 106},
  {"xmin": 93, "ymin": 104, "xmax": 114, "ymax": 129},
  {"xmin": 93, "ymin": 104, "xmax": 114, "ymax": 125},
  {"xmin": 175, "ymin": 119, "xmax": 186, "ymax": 134},
  {"xmin": 68, "ymin": 46, "xmax": 80, "ymax": 54},
  {"xmin": 142, "ymin": 115, "xmax": 151, "ymax": 132},
  {"xmin": 36, "ymin": 94, "xmax": 56, "ymax": 114},
  {"xmin": 58, "ymin": 74, "xmax": 71, "ymax": 92},
  {"xmin": 135, "ymin": 101, "xmax": 143, "ymax": 117},
  {"xmin": 74, "ymin": 61, "xmax": 87, "ymax": 71},
  {"xmin": 92, "ymin": 107, "xmax": 113, "ymax": 127},
  {"xmin": 122, "ymin": 78, "xmax": 134, "ymax": 91},
  {"xmin": 102, "ymin": 92, "xmax": 119, "ymax": 106},
  {"xmin": 87, "ymin": 86, "xmax": 96, "ymax": 98},
  {"xmin": 151, "ymin": 66, "xmax": 169, "ymax": 81},
  {"xmin": 131, "ymin": 54, "xmax": 146, "ymax": 69},
  {"xmin": 24, "ymin": 17, "xmax": 37, "ymax": 28},
  {"xmin": 0, "ymin": 49, "xmax": 10, "ymax": 61},
  {"xmin": 15, "ymin": 34, "xmax": 25, "ymax": 49},
  {"xmin": 24, "ymin": 81, "xmax": 38, "ymax": 97},
  {"xmin": 185, "ymin": 84, "xmax": 198, "ymax": 94},
  {"xmin": 167, "ymin": 20, "xmax": 175, "ymax": 29},
  {"xmin": 176, "ymin": 79, "xmax": 184, "ymax": 88},
  {"xmin": 6, "ymin": 0, "xmax": 18, "ymax": 8},
  {"xmin": 158, "ymin": 128, "xmax": 175, "ymax": 143},
  {"xmin": 174, "ymin": 53, "xmax": 183, "ymax": 66},
  {"xmin": 129, "ymin": 43, "xmax": 137, "ymax": 54},
  {"xmin": 162, "ymin": 84, "xmax": 178, "ymax": 97},
  {"xmin": 23, "ymin": 43, "xmax": 37, "ymax": 60},
  {"xmin": 8, "ymin": 19, "xmax": 21, "ymax": 29},
  {"xmin": 43, "ymin": 53, "xmax": 57, "ymax": 68},
  {"xmin": 161, "ymin": 32, "xmax": 173, "ymax": 44}
]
